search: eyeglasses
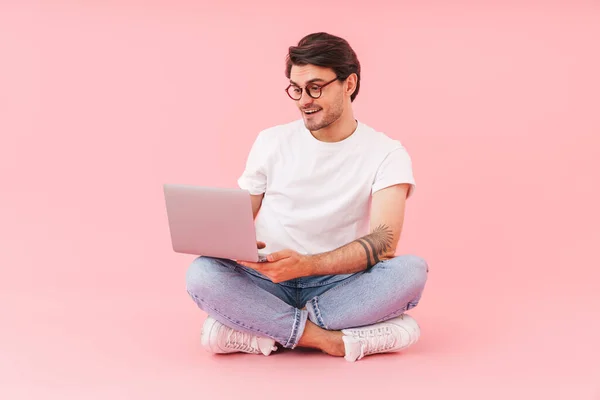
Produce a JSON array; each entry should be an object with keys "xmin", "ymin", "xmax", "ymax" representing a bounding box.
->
[{"xmin": 285, "ymin": 77, "xmax": 339, "ymax": 100}]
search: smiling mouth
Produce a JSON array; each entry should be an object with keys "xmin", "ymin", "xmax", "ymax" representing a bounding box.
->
[{"xmin": 303, "ymin": 109, "xmax": 322, "ymax": 116}]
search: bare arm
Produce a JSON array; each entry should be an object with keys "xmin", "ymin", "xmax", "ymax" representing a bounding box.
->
[
  {"xmin": 308, "ymin": 183, "xmax": 410, "ymax": 275},
  {"xmin": 251, "ymin": 193, "xmax": 264, "ymax": 219}
]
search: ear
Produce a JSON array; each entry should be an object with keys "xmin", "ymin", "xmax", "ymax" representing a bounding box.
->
[{"xmin": 345, "ymin": 73, "xmax": 358, "ymax": 98}]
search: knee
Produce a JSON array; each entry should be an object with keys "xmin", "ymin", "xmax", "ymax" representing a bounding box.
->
[
  {"xmin": 185, "ymin": 256, "xmax": 224, "ymax": 299},
  {"xmin": 388, "ymin": 254, "xmax": 429, "ymax": 289},
  {"xmin": 405, "ymin": 254, "xmax": 429, "ymax": 272}
]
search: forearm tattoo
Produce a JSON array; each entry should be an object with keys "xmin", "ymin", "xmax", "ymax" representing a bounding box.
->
[{"xmin": 353, "ymin": 224, "xmax": 394, "ymax": 268}]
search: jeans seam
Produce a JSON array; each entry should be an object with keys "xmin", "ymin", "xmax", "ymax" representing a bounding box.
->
[
  {"xmin": 312, "ymin": 271, "xmax": 364, "ymax": 298},
  {"xmin": 295, "ymin": 275, "xmax": 354, "ymax": 288},
  {"xmin": 286, "ymin": 308, "xmax": 300, "ymax": 347},
  {"xmin": 375, "ymin": 306, "xmax": 409, "ymax": 323},
  {"xmin": 308, "ymin": 297, "xmax": 328, "ymax": 330},
  {"xmin": 294, "ymin": 288, "xmax": 300, "ymax": 309},
  {"xmin": 374, "ymin": 293, "xmax": 421, "ymax": 322},
  {"xmin": 286, "ymin": 308, "xmax": 308, "ymax": 349}
]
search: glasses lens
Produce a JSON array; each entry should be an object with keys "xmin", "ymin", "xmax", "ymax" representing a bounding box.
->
[
  {"xmin": 287, "ymin": 86, "xmax": 302, "ymax": 100},
  {"xmin": 308, "ymin": 84, "xmax": 322, "ymax": 99}
]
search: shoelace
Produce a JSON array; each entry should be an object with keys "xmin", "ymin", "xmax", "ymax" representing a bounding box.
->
[
  {"xmin": 224, "ymin": 330, "xmax": 259, "ymax": 353},
  {"xmin": 355, "ymin": 326, "xmax": 397, "ymax": 356}
]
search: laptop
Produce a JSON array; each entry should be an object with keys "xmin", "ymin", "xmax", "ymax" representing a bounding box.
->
[{"xmin": 163, "ymin": 184, "xmax": 268, "ymax": 263}]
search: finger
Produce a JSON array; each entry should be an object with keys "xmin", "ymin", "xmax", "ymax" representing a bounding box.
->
[
  {"xmin": 257, "ymin": 241, "xmax": 266, "ymax": 249},
  {"xmin": 267, "ymin": 250, "xmax": 293, "ymax": 262},
  {"xmin": 237, "ymin": 260, "xmax": 262, "ymax": 270}
]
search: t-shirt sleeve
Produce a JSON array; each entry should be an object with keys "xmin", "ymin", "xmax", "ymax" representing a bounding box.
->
[
  {"xmin": 237, "ymin": 132, "xmax": 268, "ymax": 195},
  {"xmin": 372, "ymin": 146, "xmax": 416, "ymax": 198}
]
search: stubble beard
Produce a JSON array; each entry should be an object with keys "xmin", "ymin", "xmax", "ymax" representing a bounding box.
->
[{"xmin": 303, "ymin": 98, "xmax": 344, "ymax": 132}]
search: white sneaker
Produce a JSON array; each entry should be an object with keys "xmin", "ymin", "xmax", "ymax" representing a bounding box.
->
[
  {"xmin": 341, "ymin": 314, "xmax": 420, "ymax": 362},
  {"xmin": 200, "ymin": 316, "xmax": 278, "ymax": 356}
]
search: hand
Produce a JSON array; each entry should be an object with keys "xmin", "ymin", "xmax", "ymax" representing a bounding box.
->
[
  {"xmin": 257, "ymin": 241, "xmax": 266, "ymax": 249},
  {"xmin": 238, "ymin": 249, "xmax": 315, "ymax": 284}
]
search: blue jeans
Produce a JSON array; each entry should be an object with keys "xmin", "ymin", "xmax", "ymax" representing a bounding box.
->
[{"xmin": 185, "ymin": 254, "xmax": 428, "ymax": 349}]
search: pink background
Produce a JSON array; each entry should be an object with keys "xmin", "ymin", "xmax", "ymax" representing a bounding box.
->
[{"xmin": 1, "ymin": 1, "xmax": 599, "ymax": 398}]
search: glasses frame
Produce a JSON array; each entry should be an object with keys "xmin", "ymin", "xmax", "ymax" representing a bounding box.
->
[{"xmin": 285, "ymin": 77, "xmax": 340, "ymax": 100}]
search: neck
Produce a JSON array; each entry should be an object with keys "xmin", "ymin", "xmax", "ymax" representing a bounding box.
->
[{"xmin": 310, "ymin": 108, "xmax": 357, "ymax": 143}]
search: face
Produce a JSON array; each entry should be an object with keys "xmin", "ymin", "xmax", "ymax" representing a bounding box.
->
[{"xmin": 288, "ymin": 64, "xmax": 345, "ymax": 132}]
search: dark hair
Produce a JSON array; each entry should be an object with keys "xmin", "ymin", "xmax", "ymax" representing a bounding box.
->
[{"xmin": 285, "ymin": 32, "xmax": 361, "ymax": 102}]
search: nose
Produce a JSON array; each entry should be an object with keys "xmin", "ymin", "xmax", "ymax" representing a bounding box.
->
[{"xmin": 298, "ymin": 90, "xmax": 313, "ymax": 108}]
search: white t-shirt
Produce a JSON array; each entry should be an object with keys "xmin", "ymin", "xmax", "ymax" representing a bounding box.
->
[{"xmin": 237, "ymin": 119, "xmax": 416, "ymax": 256}]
